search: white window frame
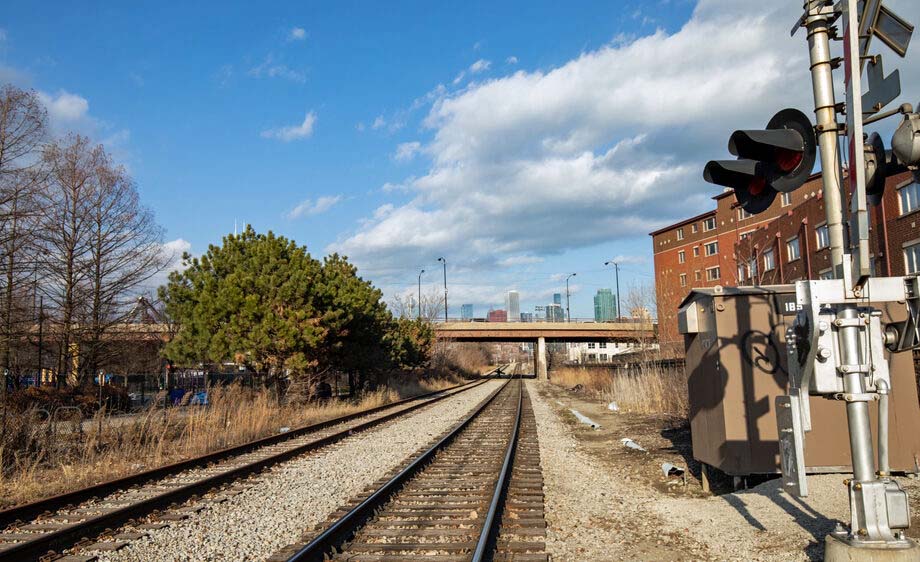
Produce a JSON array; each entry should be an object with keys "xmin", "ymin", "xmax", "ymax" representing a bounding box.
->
[
  {"xmin": 737, "ymin": 208, "xmax": 752, "ymax": 221},
  {"xmin": 818, "ymin": 268, "xmax": 833, "ymax": 280},
  {"xmin": 899, "ymin": 182, "xmax": 920, "ymax": 216},
  {"xmin": 905, "ymin": 240, "xmax": 920, "ymax": 274},
  {"xmin": 706, "ymin": 266, "xmax": 720, "ymax": 281},
  {"xmin": 676, "ymin": 227, "xmax": 685, "ymax": 241},
  {"xmin": 815, "ymin": 223, "xmax": 829, "ymax": 249},
  {"xmin": 781, "ymin": 192, "xmax": 792, "ymax": 207},
  {"xmin": 786, "ymin": 236, "xmax": 801, "ymax": 261},
  {"xmin": 703, "ymin": 217, "xmax": 716, "ymax": 231},
  {"xmin": 704, "ymin": 241, "xmax": 718, "ymax": 256},
  {"xmin": 678, "ymin": 250, "xmax": 685, "ymax": 264},
  {"xmin": 691, "ymin": 223, "xmax": 698, "ymax": 233},
  {"xmin": 679, "ymin": 273, "xmax": 687, "ymax": 287},
  {"xmin": 763, "ymin": 248, "xmax": 775, "ymax": 271},
  {"xmin": 695, "ymin": 270, "xmax": 701, "ymax": 281}
]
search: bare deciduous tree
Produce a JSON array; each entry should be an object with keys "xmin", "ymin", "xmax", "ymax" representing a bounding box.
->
[
  {"xmin": 390, "ymin": 290, "xmax": 445, "ymax": 323},
  {"xmin": 40, "ymin": 134, "xmax": 105, "ymax": 385},
  {"xmin": 80, "ymin": 157, "xmax": 166, "ymax": 377},
  {"xmin": 0, "ymin": 86, "xmax": 48, "ymax": 382}
]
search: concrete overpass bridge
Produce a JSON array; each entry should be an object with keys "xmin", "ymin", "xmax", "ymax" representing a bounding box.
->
[{"xmin": 434, "ymin": 321, "xmax": 656, "ymax": 379}]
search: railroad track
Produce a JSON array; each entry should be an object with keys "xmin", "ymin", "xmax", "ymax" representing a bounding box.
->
[
  {"xmin": 0, "ymin": 373, "xmax": 504, "ymax": 562},
  {"xmin": 272, "ymin": 376, "xmax": 546, "ymax": 562}
]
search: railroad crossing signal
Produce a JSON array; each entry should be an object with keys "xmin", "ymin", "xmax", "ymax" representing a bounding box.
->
[{"xmin": 703, "ymin": 108, "xmax": 817, "ymax": 214}]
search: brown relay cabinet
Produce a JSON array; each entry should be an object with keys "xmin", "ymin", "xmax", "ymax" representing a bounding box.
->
[{"xmin": 678, "ymin": 284, "xmax": 920, "ymax": 476}]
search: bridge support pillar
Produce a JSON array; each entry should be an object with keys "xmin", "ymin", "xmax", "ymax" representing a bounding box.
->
[{"xmin": 535, "ymin": 337, "xmax": 548, "ymax": 380}]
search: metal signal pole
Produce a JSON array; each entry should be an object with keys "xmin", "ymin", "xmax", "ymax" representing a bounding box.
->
[
  {"xmin": 605, "ymin": 261, "xmax": 621, "ymax": 321},
  {"xmin": 565, "ymin": 273, "xmax": 576, "ymax": 322},
  {"xmin": 786, "ymin": 1, "xmax": 920, "ymax": 556},
  {"xmin": 417, "ymin": 269, "xmax": 425, "ymax": 320},
  {"xmin": 437, "ymin": 257, "xmax": 447, "ymax": 322},
  {"xmin": 804, "ymin": 0, "xmax": 847, "ymax": 276}
]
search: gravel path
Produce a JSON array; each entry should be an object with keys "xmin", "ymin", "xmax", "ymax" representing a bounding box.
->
[
  {"xmin": 93, "ymin": 379, "xmax": 503, "ymax": 562},
  {"xmin": 527, "ymin": 379, "xmax": 712, "ymax": 561}
]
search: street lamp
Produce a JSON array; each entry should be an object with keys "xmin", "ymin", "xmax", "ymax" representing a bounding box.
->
[
  {"xmin": 417, "ymin": 269, "xmax": 425, "ymax": 320},
  {"xmin": 437, "ymin": 257, "xmax": 448, "ymax": 322},
  {"xmin": 565, "ymin": 273, "xmax": 576, "ymax": 323},
  {"xmin": 604, "ymin": 260, "xmax": 621, "ymax": 322}
]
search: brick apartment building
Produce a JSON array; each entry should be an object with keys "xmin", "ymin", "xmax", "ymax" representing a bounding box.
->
[{"xmin": 651, "ymin": 171, "xmax": 920, "ymax": 355}]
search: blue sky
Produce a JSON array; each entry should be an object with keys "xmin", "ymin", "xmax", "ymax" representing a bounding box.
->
[{"xmin": 2, "ymin": 0, "xmax": 918, "ymax": 319}]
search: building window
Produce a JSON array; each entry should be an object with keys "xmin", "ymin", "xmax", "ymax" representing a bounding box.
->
[
  {"xmin": 599, "ymin": 353, "xmax": 608, "ymax": 362},
  {"xmin": 906, "ymin": 241, "xmax": 920, "ymax": 274},
  {"xmin": 819, "ymin": 269, "xmax": 834, "ymax": 280},
  {"xmin": 691, "ymin": 224, "xmax": 698, "ymax": 233},
  {"xmin": 737, "ymin": 264, "xmax": 746, "ymax": 282},
  {"xmin": 815, "ymin": 223, "xmax": 829, "ymax": 249},
  {"xmin": 679, "ymin": 273, "xmax": 687, "ymax": 287},
  {"xmin": 587, "ymin": 342, "xmax": 596, "ymax": 349},
  {"xmin": 587, "ymin": 354, "xmax": 596, "ymax": 362},
  {"xmin": 703, "ymin": 217, "xmax": 716, "ymax": 231},
  {"xmin": 749, "ymin": 258, "xmax": 758, "ymax": 280},
  {"xmin": 706, "ymin": 266, "xmax": 721, "ymax": 281},
  {"xmin": 693, "ymin": 246, "xmax": 700, "ymax": 257},
  {"xmin": 678, "ymin": 250, "xmax": 685, "ymax": 264},
  {"xmin": 737, "ymin": 208, "xmax": 753, "ymax": 221},
  {"xmin": 676, "ymin": 227, "xmax": 685, "ymax": 240},
  {"xmin": 899, "ymin": 182, "xmax": 920, "ymax": 215},
  {"xmin": 787, "ymin": 237, "xmax": 801, "ymax": 261},
  {"xmin": 599, "ymin": 342, "xmax": 607, "ymax": 349},
  {"xmin": 704, "ymin": 241, "xmax": 719, "ymax": 256},
  {"xmin": 695, "ymin": 270, "xmax": 702, "ymax": 281},
  {"xmin": 781, "ymin": 192, "xmax": 792, "ymax": 207},
  {"xmin": 763, "ymin": 248, "xmax": 775, "ymax": 271}
]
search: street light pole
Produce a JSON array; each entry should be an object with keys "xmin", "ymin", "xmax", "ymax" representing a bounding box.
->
[
  {"xmin": 604, "ymin": 261, "xmax": 621, "ymax": 321},
  {"xmin": 417, "ymin": 269, "xmax": 425, "ymax": 320},
  {"xmin": 437, "ymin": 257, "xmax": 447, "ymax": 322},
  {"xmin": 565, "ymin": 273, "xmax": 576, "ymax": 323}
]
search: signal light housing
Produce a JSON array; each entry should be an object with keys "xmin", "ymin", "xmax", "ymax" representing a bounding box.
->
[{"xmin": 704, "ymin": 108, "xmax": 817, "ymax": 214}]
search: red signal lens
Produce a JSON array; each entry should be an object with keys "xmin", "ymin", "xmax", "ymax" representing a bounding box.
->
[
  {"xmin": 775, "ymin": 148, "xmax": 803, "ymax": 173},
  {"xmin": 748, "ymin": 176, "xmax": 766, "ymax": 196}
]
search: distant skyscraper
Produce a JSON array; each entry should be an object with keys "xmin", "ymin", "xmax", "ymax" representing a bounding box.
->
[
  {"xmin": 520, "ymin": 312, "xmax": 534, "ymax": 322},
  {"xmin": 461, "ymin": 304, "xmax": 474, "ymax": 320},
  {"xmin": 546, "ymin": 303, "xmax": 564, "ymax": 322},
  {"xmin": 505, "ymin": 291, "xmax": 520, "ymax": 323},
  {"xmin": 487, "ymin": 309, "xmax": 508, "ymax": 322},
  {"xmin": 553, "ymin": 293, "xmax": 562, "ymax": 306},
  {"xmin": 593, "ymin": 288, "xmax": 617, "ymax": 322}
]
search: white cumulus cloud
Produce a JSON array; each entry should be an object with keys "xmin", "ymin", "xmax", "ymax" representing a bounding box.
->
[
  {"xmin": 394, "ymin": 141, "xmax": 422, "ymax": 162},
  {"xmin": 248, "ymin": 54, "xmax": 306, "ymax": 83},
  {"xmin": 469, "ymin": 59, "xmax": 491, "ymax": 74},
  {"xmin": 289, "ymin": 27, "xmax": 307, "ymax": 41},
  {"xmin": 261, "ymin": 111, "xmax": 317, "ymax": 142},
  {"xmin": 332, "ymin": 0, "xmax": 920, "ymax": 288},
  {"xmin": 38, "ymin": 90, "xmax": 90, "ymax": 123},
  {"xmin": 285, "ymin": 195, "xmax": 342, "ymax": 220}
]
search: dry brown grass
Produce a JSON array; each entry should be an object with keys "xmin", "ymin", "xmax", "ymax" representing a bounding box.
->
[
  {"xmin": 0, "ymin": 375, "xmax": 457, "ymax": 509},
  {"xmin": 550, "ymin": 364, "xmax": 689, "ymax": 418}
]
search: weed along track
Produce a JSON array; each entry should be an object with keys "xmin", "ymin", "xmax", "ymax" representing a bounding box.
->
[
  {"xmin": 0, "ymin": 376, "xmax": 500, "ymax": 562},
  {"xmin": 272, "ymin": 375, "xmax": 546, "ymax": 562}
]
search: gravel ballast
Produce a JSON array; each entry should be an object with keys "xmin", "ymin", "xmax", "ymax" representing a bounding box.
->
[
  {"xmin": 531, "ymin": 379, "xmax": 920, "ymax": 561},
  {"xmin": 527, "ymin": 379, "xmax": 711, "ymax": 561},
  {"xmin": 93, "ymin": 379, "xmax": 503, "ymax": 562}
]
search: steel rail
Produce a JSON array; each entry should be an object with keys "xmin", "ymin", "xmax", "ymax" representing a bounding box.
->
[
  {"xmin": 472, "ymin": 374, "xmax": 523, "ymax": 561},
  {"xmin": 286, "ymin": 377, "xmax": 520, "ymax": 562},
  {"xmin": 0, "ymin": 374, "xmax": 499, "ymax": 561}
]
